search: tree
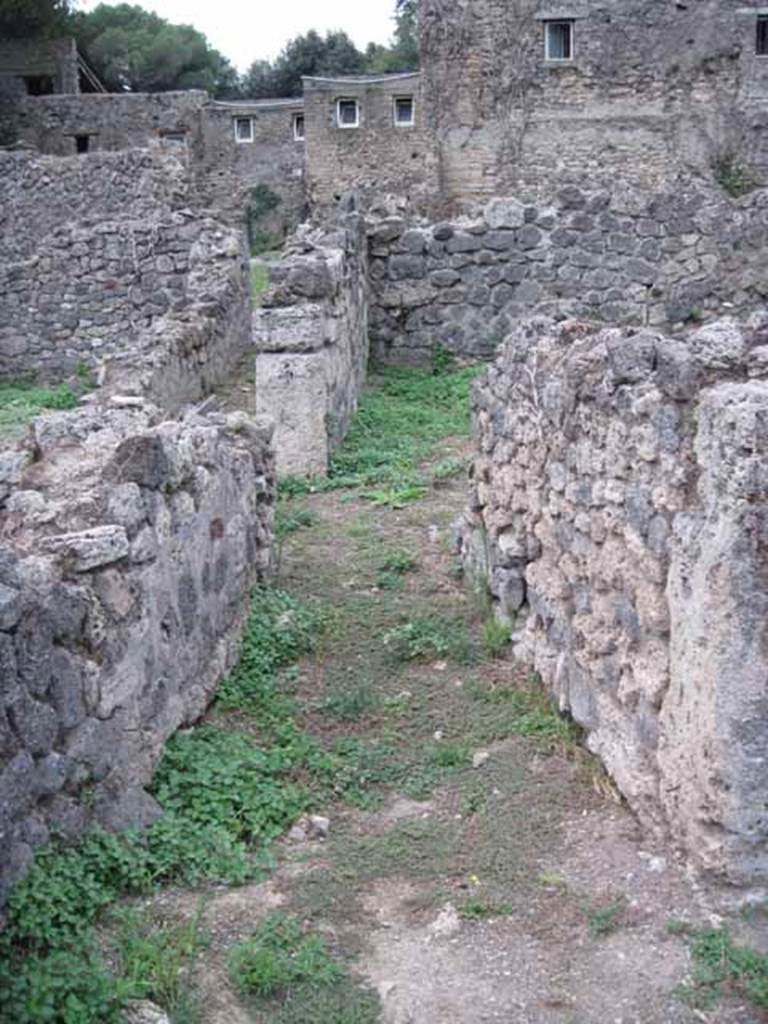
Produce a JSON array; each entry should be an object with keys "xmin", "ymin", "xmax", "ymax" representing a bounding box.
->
[
  {"xmin": 242, "ymin": 29, "xmax": 366, "ymax": 99},
  {"xmin": 0, "ymin": 0, "xmax": 74, "ymax": 38},
  {"xmin": 74, "ymin": 3, "xmax": 239, "ymax": 96}
]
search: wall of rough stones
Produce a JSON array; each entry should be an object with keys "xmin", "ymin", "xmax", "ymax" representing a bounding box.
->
[
  {"xmin": 368, "ymin": 186, "xmax": 768, "ymax": 364},
  {"xmin": 420, "ymin": 0, "xmax": 768, "ymax": 209},
  {"xmin": 304, "ymin": 74, "xmax": 436, "ymax": 214},
  {"xmin": 0, "ymin": 402, "xmax": 275, "ymax": 903},
  {"xmin": 253, "ymin": 212, "xmax": 369, "ymax": 476},
  {"xmin": 4, "ymin": 92, "xmax": 306, "ymax": 240},
  {"xmin": 0, "ymin": 149, "xmax": 251, "ymax": 402},
  {"xmin": 458, "ymin": 314, "xmax": 768, "ymax": 886},
  {"xmin": 0, "ymin": 37, "xmax": 79, "ymax": 99}
]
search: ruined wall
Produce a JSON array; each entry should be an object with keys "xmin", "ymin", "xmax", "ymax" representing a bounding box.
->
[
  {"xmin": 199, "ymin": 99, "xmax": 306, "ymax": 243},
  {"xmin": 304, "ymin": 74, "xmax": 436, "ymax": 213},
  {"xmin": 459, "ymin": 314, "xmax": 768, "ymax": 886},
  {"xmin": 0, "ymin": 149, "xmax": 251, "ymax": 401},
  {"xmin": 8, "ymin": 90, "xmax": 208, "ymax": 157},
  {"xmin": 253, "ymin": 213, "xmax": 369, "ymax": 476},
  {"xmin": 368, "ymin": 186, "xmax": 768, "ymax": 364},
  {"xmin": 420, "ymin": 0, "xmax": 768, "ymax": 209},
  {"xmin": 5, "ymin": 92, "xmax": 306, "ymax": 239},
  {"xmin": 0, "ymin": 404, "xmax": 274, "ymax": 902},
  {"xmin": 0, "ymin": 37, "xmax": 79, "ymax": 99}
]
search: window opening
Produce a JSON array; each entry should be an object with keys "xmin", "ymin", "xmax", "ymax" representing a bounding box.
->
[
  {"xmin": 23, "ymin": 75, "xmax": 54, "ymax": 96},
  {"xmin": 160, "ymin": 131, "xmax": 187, "ymax": 146},
  {"xmin": 394, "ymin": 96, "xmax": 415, "ymax": 126},
  {"xmin": 75, "ymin": 134, "xmax": 90, "ymax": 154},
  {"xmin": 336, "ymin": 99, "xmax": 359, "ymax": 128},
  {"xmin": 234, "ymin": 117, "xmax": 254, "ymax": 143},
  {"xmin": 758, "ymin": 17, "xmax": 768, "ymax": 56},
  {"xmin": 293, "ymin": 114, "xmax": 305, "ymax": 140},
  {"xmin": 545, "ymin": 20, "xmax": 574, "ymax": 61}
]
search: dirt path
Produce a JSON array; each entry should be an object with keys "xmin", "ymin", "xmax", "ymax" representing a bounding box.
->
[{"xmin": 147, "ymin": 436, "xmax": 764, "ymax": 1024}]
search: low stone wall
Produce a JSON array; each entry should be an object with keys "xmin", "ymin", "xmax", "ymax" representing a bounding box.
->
[
  {"xmin": 368, "ymin": 186, "xmax": 768, "ymax": 364},
  {"xmin": 458, "ymin": 314, "xmax": 768, "ymax": 887},
  {"xmin": 253, "ymin": 213, "xmax": 369, "ymax": 476},
  {"xmin": 0, "ymin": 403, "xmax": 275, "ymax": 902},
  {"xmin": 0, "ymin": 149, "xmax": 251, "ymax": 403}
]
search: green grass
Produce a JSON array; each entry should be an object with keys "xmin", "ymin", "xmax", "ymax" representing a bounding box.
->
[
  {"xmin": 383, "ymin": 614, "xmax": 472, "ymax": 664},
  {"xmin": 0, "ymin": 381, "xmax": 79, "ymax": 438},
  {"xmin": 585, "ymin": 896, "xmax": 626, "ymax": 937},
  {"xmin": 679, "ymin": 927, "xmax": 768, "ymax": 1010},
  {"xmin": 228, "ymin": 913, "xmax": 380, "ymax": 1023},
  {"xmin": 482, "ymin": 618, "xmax": 511, "ymax": 658},
  {"xmin": 110, "ymin": 904, "xmax": 206, "ymax": 1023},
  {"xmin": 318, "ymin": 679, "xmax": 381, "ymax": 722},
  {"xmin": 251, "ymin": 260, "xmax": 270, "ymax": 302}
]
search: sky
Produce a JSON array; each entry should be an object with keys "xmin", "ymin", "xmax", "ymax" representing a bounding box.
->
[{"xmin": 77, "ymin": 0, "xmax": 398, "ymax": 71}]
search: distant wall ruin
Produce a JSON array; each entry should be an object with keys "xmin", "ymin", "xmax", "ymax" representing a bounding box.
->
[
  {"xmin": 253, "ymin": 213, "xmax": 369, "ymax": 476},
  {"xmin": 368, "ymin": 187, "xmax": 768, "ymax": 364},
  {"xmin": 459, "ymin": 315, "xmax": 768, "ymax": 886}
]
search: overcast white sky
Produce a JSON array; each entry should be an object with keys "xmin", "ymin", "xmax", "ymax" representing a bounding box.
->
[{"xmin": 77, "ymin": 0, "xmax": 398, "ymax": 71}]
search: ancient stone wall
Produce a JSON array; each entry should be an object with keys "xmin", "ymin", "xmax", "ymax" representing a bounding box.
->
[
  {"xmin": 253, "ymin": 212, "xmax": 369, "ymax": 476},
  {"xmin": 459, "ymin": 314, "xmax": 768, "ymax": 886},
  {"xmin": 304, "ymin": 74, "xmax": 436, "ymax": 214},
  {"xmin": 4, "ymin": 92, "xmax": 306, "ymax": 240},
  {"xmin": 199, "ymin": 99, "xmax": 306, "ymax": 244},
  {"xmin": 368, "ymin": 186, "xmax": 768, "ymax": 364},
  {"xmin": 420, "ymin": 0, "xmax": 768, "ymax": 209},
  {"xmin": 0, "ymin": 37, "xmax": 79, "ymax": 99},
  {"xmin": 0, "ymin": 149, "xmax": 251, "ymax": 403},
  {"xmin": 0, "ymin": 403, "xmax": 275, "ymax": 902}
]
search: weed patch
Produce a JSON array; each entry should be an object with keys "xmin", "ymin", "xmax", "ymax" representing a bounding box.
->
[
  {"xmin": 228, "ymin": 913, "xmax": 380, "ymax": 1023},
  {"xmin": 0, "ymin": 380, "xmax": 79, "ymax": 438},
  {"xmin": 383, "ymin": 614, "xmax": 472, "ymax": 664},
  {"xmin": 679, "ymin": 927, "xmax": 768, "ymax": 1011}
]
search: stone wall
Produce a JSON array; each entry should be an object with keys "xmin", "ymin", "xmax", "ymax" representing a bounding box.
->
[
  {"xmin": 0, "ymin": 402, "xmax": 275, "ymax": 902},
  {"xmin": 458, "ymin": 314, "xmax": 768, "ymax": 887},
  {"xmin": 4, "ymin": 91, "xmax": 306, "ymax": 240},
  {"xmin": 304, "ymin": 74, "xmax": 436, "ymax": 214},
  {"xmin": 0, "ymin": 149, "xmax": 251, "ymax": 403},
  {"xmin": 199, "ymin": 99, "xmax": 306, "ymax": 244},
  {"xmin": 420, "ymin": 0, "xmax": 768, "ymax": 209},
  {"xmin": 0, "ymin": 37, "xmax": 79, "ymax": 99},
  {"xmin": 368, "ymin": 186, "xmax": 768, "ymax": 364},
  {"xmin": 253, "ymin": 212, "xmax": 369, "ymax": 476}
]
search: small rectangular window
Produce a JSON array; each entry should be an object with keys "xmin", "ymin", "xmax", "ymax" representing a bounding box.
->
[
  {"xmin": 75, "ymin": 134, "xmax": 90, "ymax": 154},
  {"xmin": 23, "ymin": 74, "xmax": 54, "ymax": 96},
  {"xmin": 758, "ymin": 17, "xmax": 768, "ymax": 56},
  {"xmin": 293, "ymin": 113, "xmax": 305, "ymax": 140},
  {"xmin": 336, "ymin": 98, "xmax": 359, "ymax": 129},
  {"xmin": 545, "ymin": 20, "xmax": 574, "ymax": 61},
  {"xmin": 160, "ymin": 131, "xmax": 187, "ymax": 146},
  {"xmin": 234, "ymin": 117, "xmax": 253, "ymax": 143},
  {"xmin": 394, "ymin": 96, "xmax": 415, "ymax": 127}
]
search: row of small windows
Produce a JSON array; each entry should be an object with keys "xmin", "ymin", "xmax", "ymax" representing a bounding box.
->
[
  {"xmin": 544, "ymin": 15, "xmax": 768, "ymax": 63},
  {"xmin": 232, "ymin": 96, "xmax": 415, "ymax": 143}
]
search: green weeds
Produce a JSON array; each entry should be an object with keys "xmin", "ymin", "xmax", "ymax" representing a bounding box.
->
[
  {"xmin": 228, "ymin": 913, "xmax": 380, "ymax": 1023},
  {"xmin": 680, "ymin": 927, "xmax": 768, "ymax": 1011},
  {"xmin": 383, "ymin": 614, "xmax": 472, "ymax": 664},
  {"xmin": 251, "ymin": 260, "xmax": 270, "ymax": 301},
  {"xmin": 0, "ymin": 380, "xmax": 79, "ymax": 438},
  {"xmin": 482, "ymin": 618, "xmax": 511, "ymax": 658}
]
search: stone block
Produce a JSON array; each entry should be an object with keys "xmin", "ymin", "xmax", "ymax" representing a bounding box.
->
[
  {"xmin": 484, "ymin": 198, "xmax": 526, "ymax": 230},
  {"xmin": 44, "ymin": 526, "xmax": 130, "ymax": 572}
]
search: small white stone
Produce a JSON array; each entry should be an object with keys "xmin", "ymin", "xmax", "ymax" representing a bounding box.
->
[{"xmin": 472, "ymin": 750, "xmax": 490, "ymax": 769}]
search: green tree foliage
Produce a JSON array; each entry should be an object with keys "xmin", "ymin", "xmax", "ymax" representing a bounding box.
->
[
  {"xmin": 0, "ymin": 0, "xmax": 73, "ymax": 37},
  {"xmin": 365, "ymin": 0, "xmax": 419, "ymax": 73},
  {"xmin": 242, "ymin": 29, "xmax": 366, "ymax": 99},
  {"xmin": 74, "ymin": 3, "xmax": 240, "ymax": 96}
]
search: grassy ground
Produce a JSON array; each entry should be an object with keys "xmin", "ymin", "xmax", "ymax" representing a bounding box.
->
[
  {"xmin": 2, "ymin": 364, "xmax": 765, "ymax": 1024},
  {"xmin": 0, "ymin": 380, "xmax": 79, "ymax": 440}
]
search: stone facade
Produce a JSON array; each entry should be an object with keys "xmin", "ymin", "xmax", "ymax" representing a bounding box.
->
[
  {"xmin": 0, "ymin": 403, "xmax": 275, "ymax": 903},
  {"xmin": 368, "ymin": 187, "xmax": 768, "ymax": 364},
  {"xmin": 0, "ymin": 148, "xmax": 250, "ymax": 401},
  {"xmin": 4, "ymin": 90, "xmax": 306, "ymax": 242},
  {"xmin": 253, "ymin": 212, "xmax": 369, "ymax": 475},
  {"xmin": 459, "ymin": 314, "xmax": 768, "ymax": 886},
  {"xmin": 0, "ymin": 38, "xmax": 79, "ymax": 99},
  {"xmin": 303, "ymin": 73, "xmax": 436, "ymax": 213},
  {"xmin": 420, "ymin": 0, "xmax": 768, "ymax": 210}
]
